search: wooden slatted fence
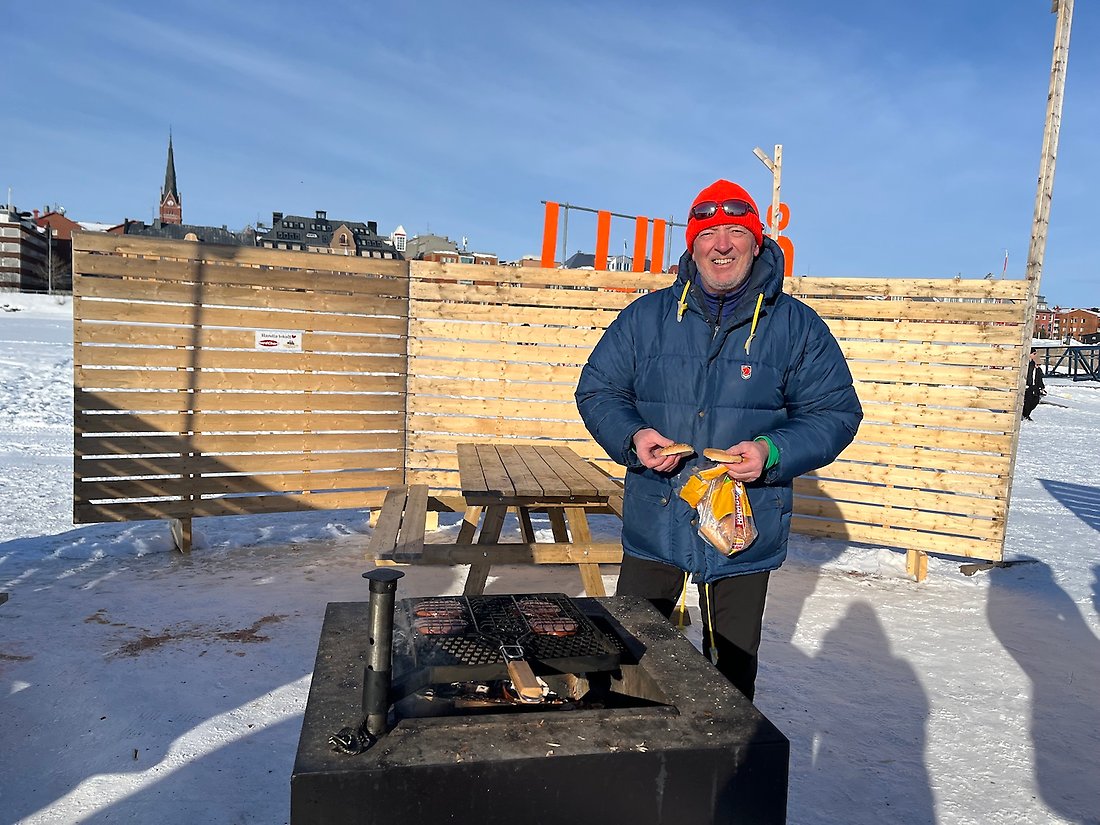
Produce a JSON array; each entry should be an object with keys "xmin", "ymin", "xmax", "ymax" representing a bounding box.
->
[
  {"xmin": 404, "ymin": 261, "xmax": 652, "ymax": 490},
  {"xmin": 73, "ymin": 233, "xmax": 409, "ymax": 546},
  {"xmin": 73, "ymin": 236, "xmax": 1034, "ymax": 566},
  {"xmin": 785, "ymin": 277, "xmax": 1031, "ymax": 562},
  {"xmin": 404, "ymin": 263, "xmax": 1032, "ymax": 564}
]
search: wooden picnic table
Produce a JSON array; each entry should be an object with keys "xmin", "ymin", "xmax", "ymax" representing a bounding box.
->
[{"xmin": 367, "ymin": 443, "xmax": 624, "ymax": 597}]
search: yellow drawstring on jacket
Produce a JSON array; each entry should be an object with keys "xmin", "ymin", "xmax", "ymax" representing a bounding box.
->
[
  {"xmin": 704, "ymin": 582, "xmax": 719, "ymax": 665},
  {"xmin": 744, "ymin": 293, "xmax": 764, "ymax": 354},
  {"xmin": 676, "ymin": 281, "xmax": 690, "ymax": 322},
  {"xmin": 674, "ymin": 572, "xmax": 690, "ymax": 629}
]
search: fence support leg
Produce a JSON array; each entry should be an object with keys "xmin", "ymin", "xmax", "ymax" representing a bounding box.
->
[
  {"xmin": 170, "ymin": 518, "xmax": 192, "ymax": 554},
  {"xmin": 906, "ymin": 549, "xmax": 928, "ymax": 582}
]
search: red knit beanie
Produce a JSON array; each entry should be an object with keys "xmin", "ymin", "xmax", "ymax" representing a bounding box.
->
[{"xmin": 685, "ymin": 179, "xmax": 764, "ymax": 251}]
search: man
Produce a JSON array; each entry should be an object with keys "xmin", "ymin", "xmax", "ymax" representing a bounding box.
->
[
  {"xmin": 1023, "ymin": 348, "xmax": 1046, "ymax": 421},
  {"xmin": 575, "ymin": 179, "xmax": 862, "ymax": 700}
]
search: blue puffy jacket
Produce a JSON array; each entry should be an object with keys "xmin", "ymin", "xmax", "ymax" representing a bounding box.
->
[{"xmin": 575, "ymin": 239, "xmax": 862, "ymax": 583}]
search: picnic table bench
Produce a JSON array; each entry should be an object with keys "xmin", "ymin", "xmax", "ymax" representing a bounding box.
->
[{"xmin": 367, "ymin": 443, "xmax": 624, "ymax": 597}]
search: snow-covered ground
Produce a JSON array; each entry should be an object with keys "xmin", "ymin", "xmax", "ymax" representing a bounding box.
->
[{"xmin": 1, "ymin": 292, "xmax": 1097, "ymax": 825}]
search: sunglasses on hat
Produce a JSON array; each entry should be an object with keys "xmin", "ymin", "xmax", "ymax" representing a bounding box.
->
[{"xmin": 689, "ymin": 199, "xmax": 758, "ymax": 221}]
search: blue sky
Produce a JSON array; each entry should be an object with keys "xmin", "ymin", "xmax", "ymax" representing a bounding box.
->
[{"xmin": 2, "ymin": 0, "xmax": 1096, "ymax": 305}]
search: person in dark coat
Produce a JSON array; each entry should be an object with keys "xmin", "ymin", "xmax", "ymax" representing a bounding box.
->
[
  {"xmin": 1023, "ymin": 349, "xmax": 1046, "ymax": 421},
  {"xmin": 575, "ymin": 179, "xmax": 862, "ymax": 699}
]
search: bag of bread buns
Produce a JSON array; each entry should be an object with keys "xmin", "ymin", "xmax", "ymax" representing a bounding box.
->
[{"xmin": 678, "ymin": 465, "xmax": 757, "ymax": 556}]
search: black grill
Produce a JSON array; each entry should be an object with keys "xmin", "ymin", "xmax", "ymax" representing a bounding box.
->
[{"xmin": 293, "ymin": 596, "xmax": 791, "ymax": 825}]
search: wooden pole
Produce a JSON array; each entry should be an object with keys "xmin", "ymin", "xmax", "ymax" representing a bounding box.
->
[
  {"xmin": 1001, "ymin": 0, "xmax": 1074, "ymax": 564},
  {"xmin": 752, "ymin": 145, "xmax": 783, "ymax": 239},
  {"xmin": 771, "ymin": 144, "xmax": 783, "ymax": 240},
  {"xmin": 1026, "ymin": 0, "xmax": 1073, "ymax": 285}
]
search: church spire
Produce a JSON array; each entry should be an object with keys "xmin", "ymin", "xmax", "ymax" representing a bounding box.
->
[
  {"xmin": 159, "ymin": 132, "xmax": 182, "ymax": 225},
  {"xmin": 163, "ymin": 133, "xmax": 178, "ymax": 200}
]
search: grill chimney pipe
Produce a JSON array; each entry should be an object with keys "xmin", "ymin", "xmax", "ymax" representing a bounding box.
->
[{"xmin": 361, "ymin": 568, "xmax": 404, "ymax": 736}]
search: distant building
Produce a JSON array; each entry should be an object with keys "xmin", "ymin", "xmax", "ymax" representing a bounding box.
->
[
  {"xmin": 1033, "ymin": 299, "xmax": 1100, "ymax": 342},
  {"xmin": 257, "ymin": 210, "xmax": 401, "ymax": 259},
  {"xmin": 77, "ymin": 221, "xmax": 117, "ymax": 233},
  {"xmin": 403, "ymin": 233, "xmax": 497, "ymax": 265},
  {"xmin": 508, "ymin": 255, "xmax": 553, "ymax": 268},
  {"xmin": 608, "ymin": 253, "xmax": 650, "ymax": 271},
  {"xmin": 1059, "ymin": 308, "xmax": 1100, "ymax": 342},
  {"xmin": 563, "ymin": 251, "xmax": 595, "ymax": 270},
  {"xmin": 1034, "ymin": 296, "xmax": 1058, "ymax": 339},
  {"xmin": 562, "ymin": 251, "xmax": 649, "ymax": 271},
  {"xmin": 160, "ymin": 134, "xmax": 182, "ymax": 225},
  {"xmin": 35, "ymin": 208, "xmax": 81, "ymax": 241},
  {"xmin": 32, "ymin": 208, "xmax": 93, "ymax": 292},
  {"xmin": 1034, "ymin": 294, "xmax": 1051, "ymax": 338},
  {"xmin": 119, "ymin": 219, "xmax": 253, "ymax": 246},
  {"xmin": 0, "ymin": 204, "xmax": 49, "ymax": 291},
  {"xmin": 390, "ymin": 225, "xmax": 407, "ymax": 254}
]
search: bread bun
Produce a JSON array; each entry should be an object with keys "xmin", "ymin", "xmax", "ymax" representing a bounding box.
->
[
  {"xmin": 658, "ymin": 443, "xmax": 694, "ymax": 457},
  {"xmin": 703, "ymin": 448, "xmax": 743, "ymax": 464},
  {"xmin": 699, "ymin": 521, "xmax": 733, "ymax": 554}
]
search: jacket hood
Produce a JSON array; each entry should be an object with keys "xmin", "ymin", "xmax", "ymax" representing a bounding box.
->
[{"xmin": 675, "ymin": 235, "xmax": 786, "ymax": 315}]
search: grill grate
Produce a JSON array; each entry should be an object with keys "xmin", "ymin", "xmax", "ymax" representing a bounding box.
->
[{"xmin": 403, "ymin": 594, "xmax": 618, "ymax": 672}]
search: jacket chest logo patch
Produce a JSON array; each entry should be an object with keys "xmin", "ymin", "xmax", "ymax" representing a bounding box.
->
[{"xmin": 741, "ymin": 364, "xmax": 752, "ymax": 380}]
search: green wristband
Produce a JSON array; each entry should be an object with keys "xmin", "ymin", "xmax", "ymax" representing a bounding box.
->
[{"xmin": 754, "ymin": 435, "xmax": 780, "ymax": 470}]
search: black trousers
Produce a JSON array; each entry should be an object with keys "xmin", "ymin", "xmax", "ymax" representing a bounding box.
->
[
  {"xmin": 1023, "ymin": 389, "xmax": 1041, "ymax": 419},
  {"xmin": 616, "ymin": 553, "xmax": 770, "ymax": 700}
]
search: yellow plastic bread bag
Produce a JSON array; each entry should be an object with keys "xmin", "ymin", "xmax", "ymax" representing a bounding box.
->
[{"xmin": 678, "ymin": 465, "xmax": 757, "ymax": 556}]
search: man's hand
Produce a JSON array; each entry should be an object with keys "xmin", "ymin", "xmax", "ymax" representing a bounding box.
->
[
  {"xmin": 632, "ymin": 428, "xmax": 685, "ymax": 473},
  {"xmin": 713, "ymin": 440, "xmax": 769, "ymax": 482}
]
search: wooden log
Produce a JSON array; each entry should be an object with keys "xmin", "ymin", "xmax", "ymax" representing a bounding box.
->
[
  {"xmin": 76, "ymin": 469, "xmax": 405, "ymax": 501},
  {"xmin": 74, "ymin": 274, "xmax": 408, "ymax": 315},
  {"xmin": 75, "ymin": 367, "xmax": 406, "ymax": 393},
  {"xmin": 821, "ymin": 316, "xmax": 1021, "ymax": 345},
  {"xmin": 76, "ymin": 297, "xmax": 409, "ymax": 335},
  {"xmin": 409, "ymin": 318, "xmax": 605, "ymax": 348},
  {"xmin": 73, "ymin": 232, "xmax": 409, "ymax": 277},
  {"xmin": 74, "ymin": 251, "xmax": 409, "ymax": 296},
  {"xmin": 74, "ymin": 322, "xmax": 408, "ymax": 354},
  {"xmin": 410, "ymin": 259, "xmax": 668, "ymax": 292},
  {"xmin": 409, "ymin": 280, "xmax": 637, "ymax": 311},
  {"xmin": 75, "ymin": 344, "xmax": 407, "ymax": 374},
  {"xmin": 74, "ymin": 488, "xmax": 389, "ymax": 523},
  {"xmin": 786, "ymin": 275, "xmax": 1029, "ymax": 300}
]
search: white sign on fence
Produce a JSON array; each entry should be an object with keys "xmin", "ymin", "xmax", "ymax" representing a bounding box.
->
[{"xmin": 254, "ymin": 330, "xmax": 304, "ymax": 352}]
